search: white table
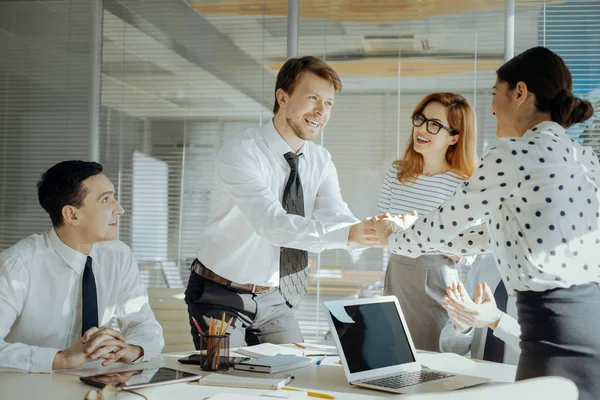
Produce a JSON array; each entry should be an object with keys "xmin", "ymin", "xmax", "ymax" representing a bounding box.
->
[{"xmin": 0, "ymin": 351, "xmax": 517, "ymax": 400}]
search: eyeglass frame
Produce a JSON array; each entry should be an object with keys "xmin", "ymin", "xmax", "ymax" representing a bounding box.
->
[{"xmin": 411, "ymin": 112, "xmax": 458, "ymax": 136}]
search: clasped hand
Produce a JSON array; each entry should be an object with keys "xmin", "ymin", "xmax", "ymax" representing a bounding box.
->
[
  {"xmin": 52, "ymin": 327, "xmax": 143, "ymax": 370},
  {"xmin": 371, "ymin": 211, "xmax": 419, "ymax": 246},
  {"xmin": 348, "ymin": 211, "xmax": 418, "ymax": 247}
]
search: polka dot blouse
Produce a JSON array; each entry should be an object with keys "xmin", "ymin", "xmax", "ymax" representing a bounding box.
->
[{"xmin": 389, "ymin": 121, "xmax": 600, "ymax": 293}]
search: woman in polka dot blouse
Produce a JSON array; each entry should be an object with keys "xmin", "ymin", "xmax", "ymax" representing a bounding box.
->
[{"xmin": 375, "ymin": 46, "xmax": 598, "ymax": 399}]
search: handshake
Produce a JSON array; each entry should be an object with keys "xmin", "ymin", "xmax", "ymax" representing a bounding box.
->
[{"xmin": 348, "ymin": 211, "xmax": 419, "ymax": 248}]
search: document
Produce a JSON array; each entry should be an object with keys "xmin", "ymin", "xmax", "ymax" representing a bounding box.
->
[
  {"xmin": 206, "ymin": 392, "xmax": 307, "ymax": 399},
  {"xmin": 197, "ymin": 373, "xmax": 293, "ymax": 390},
  {"xmin": 237, "ymin": 343, "xmax": 336, "ymax": 359},
  {"xmin": 237, "ymin": 343, "xmax": 305, "ymax": 358}
]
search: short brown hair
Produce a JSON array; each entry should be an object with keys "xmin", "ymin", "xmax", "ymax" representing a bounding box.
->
[{"xmin": 273, "ymin": 56, "xmax": 342, "ymax": 114}]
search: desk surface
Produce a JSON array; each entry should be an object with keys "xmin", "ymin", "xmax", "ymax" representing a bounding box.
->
[{"xmin": 0, "ymin": 351, "xmax": 516, "ymax": 400}]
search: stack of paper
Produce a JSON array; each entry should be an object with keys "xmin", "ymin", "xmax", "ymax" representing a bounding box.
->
[
  {"xmin": 197, "ymin": 373, "xmax": 292, "ymax": 390},
  {"xmin": 237, "ymin": 343, "xmax": 337, "ymax": 358},
  {"xmin": 207, "ymin": 392, "xmax": 308, "ymax": 399}
]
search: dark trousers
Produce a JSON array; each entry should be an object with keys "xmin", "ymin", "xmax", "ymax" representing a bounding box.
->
[
  {"xmin": 184, "ymin": 270, "xmax": 303, "ymax": 349},
  {"xmin": 516, "ymin": 282, "xmax": 600, "ymax": 400}
]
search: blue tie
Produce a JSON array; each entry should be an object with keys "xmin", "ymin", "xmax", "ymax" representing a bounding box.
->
[
  {"xmin": 82, "ymin": 256, "xmax": 99, "ymax": 336},
  {"xmin": 482, "ymin": 280, "xmax": 508, "ymax": 362}
]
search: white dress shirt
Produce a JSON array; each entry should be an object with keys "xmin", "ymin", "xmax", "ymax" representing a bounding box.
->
[
  {"xmin": 197, "ymin": 120, "xmax": 358, "ymax": 286},
  {"xmin": 439, "ymin": 254, "xmax": 520, "ymax": 365},
  {"xmin": 389, "ymin": 121, "xmax": 600, "ymax": 294},
  {"xmin": 0, "ymin": 230, "xmax": 164, "ymax": 373}
]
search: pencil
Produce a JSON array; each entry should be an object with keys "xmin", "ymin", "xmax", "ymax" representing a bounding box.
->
[
  {"xmin": 219, "ymin": 312, "xmax": 226, "ymax": 336},
  {"xmin": 291, "ymin": 342, "xmax": 306, "ymax": 349},
  {"xmin": 191, "ymin": 316, "xmax": 204, "ymax": 335},
  {"xmin": 281, "ymin": 387, "xmax": 335, "ymax": 399}
]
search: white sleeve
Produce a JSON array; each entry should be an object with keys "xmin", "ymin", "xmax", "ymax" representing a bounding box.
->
[
  {"xmin": 217, "ymin": 145, "xmax": 355, "ymax": 253},
  {"xmin": 115, "ymin": 248, "xmax": 164, "ymax": 362},
  {"xmin": 493, "ymin": 313, "xmax": 521, "ymax": 353},
  {"xmin": 0, "ymin": 254, "xmax": 60, "ymax": 373}
]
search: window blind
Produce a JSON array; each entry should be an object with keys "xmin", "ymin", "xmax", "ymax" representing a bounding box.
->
[
  {"xmin": 0, "ymin": 1, "xmax": 96, "ymax": 250},
  {"xmin": 516, "ymin": 0, "xmax": 600, "ymax": 152}
]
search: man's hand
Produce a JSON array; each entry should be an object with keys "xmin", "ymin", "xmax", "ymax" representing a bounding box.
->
[
  {"xmin": 82, "ymin": 327, "xmax": 144, "ymax": 366},
  {"xmin": 442, "ymin": 282, "xmax": 503, "ymax": 331},
  {"xmin": 52, "ymin": 327, "xmax": 124, "ymax": 370},
  {"xmin": 348, "ymin": 217, "xmax": 381, "ymax": 247},
  {"xmin": 373, "ymin": 211, "xmax": 419, "ymax": 245},
  {"xmin": 52, "ymin": 327, "xmax": 143, "ymax": 370}
]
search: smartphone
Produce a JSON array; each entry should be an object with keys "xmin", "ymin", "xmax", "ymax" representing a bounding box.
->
[{"xmin": 177, "ymin": 354, "xmax": 251, "ymax": 365}]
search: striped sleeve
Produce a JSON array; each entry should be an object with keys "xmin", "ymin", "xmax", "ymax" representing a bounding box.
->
[{"xmin": 377, "ymin": 167, "xmax": 395, "ymax": 215}]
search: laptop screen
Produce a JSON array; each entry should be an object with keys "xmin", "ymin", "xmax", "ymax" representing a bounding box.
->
[{"xmin": 330, "ymin": 301, "xmax": 416, "ymax": 374}]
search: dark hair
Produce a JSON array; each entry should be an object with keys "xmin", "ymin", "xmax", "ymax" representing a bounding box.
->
[
  {"xmin": 273, "ymin": 56, "xmax": 342, "ymax": 114},
  {"xmin": 496, "ymin": 46, "xmax": 594, "ymax": 128},
  {"xmin": 37, "ymin": 160, "xmax": 104, "ymax": 227}
]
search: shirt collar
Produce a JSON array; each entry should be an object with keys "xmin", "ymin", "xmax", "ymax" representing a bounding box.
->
[
  {"xmin": 48, "ymin": 229, "xmax": 95, "ymax": 274},
  {"xmin": 523, "ymin": 121, "xmax": 567, "ymax": 139},
  {"xmin": 263, "ymin": 119, "xmax": 307, "ymax": 158}
]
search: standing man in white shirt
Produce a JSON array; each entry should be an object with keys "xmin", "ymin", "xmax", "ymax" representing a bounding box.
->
[
  {"xmin": 185, "ymin": 56, "xmax": 378, "ymax": 348},
  {"xmin": 0, "ymin": 161, "xmax": 164, "ymax": 372},
  {"xmin": 439, "ymin": 254, "xmax": 521, "ymax": 365}
]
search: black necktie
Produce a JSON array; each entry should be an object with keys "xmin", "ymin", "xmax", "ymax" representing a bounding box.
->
[
  {"xmin": 82, "ymin": 256, "xmax": 99, "ymax": 336},
  {"xmin": 279, "ymin": 152, "xmax": 309, "ymax": 308},
  {"xmin": 483, "ymin": 280, "xmax": 508, "ymax": 363}
]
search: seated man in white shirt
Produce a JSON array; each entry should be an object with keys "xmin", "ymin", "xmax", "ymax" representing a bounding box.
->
[
  {"xmin": 0, "ymin": 160, "xmax": 164, "ymax": 372},
  {"xmin": 439, "ymin": 254, "xmax": 521, "ymax": 364},
  {"xmin": 186, "ymin": 56, "xmax": 379, "ymax": 348}
]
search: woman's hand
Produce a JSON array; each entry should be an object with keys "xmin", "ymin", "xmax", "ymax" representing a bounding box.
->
[{"xmin": 373, "ymin": 211, "xmax": 418, "ymax": 246}]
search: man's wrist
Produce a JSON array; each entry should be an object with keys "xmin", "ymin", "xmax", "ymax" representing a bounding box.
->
[
  {"xmin": 52, "ymin": 350, "xmax": 65, "ymax": 370},
  {"xmin": 128, "ymin": 345, "xmax": 144, "ymax": 363}
]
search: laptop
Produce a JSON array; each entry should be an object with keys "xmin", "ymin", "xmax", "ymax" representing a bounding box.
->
[{"xmin": 324, "ymin": 296, "xmax": 489, "ymax": 394}]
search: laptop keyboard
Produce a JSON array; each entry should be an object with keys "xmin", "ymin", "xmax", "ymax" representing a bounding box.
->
[{"xmin": 364, "ymin": 370, "xmax": 455, "ymax": 389}]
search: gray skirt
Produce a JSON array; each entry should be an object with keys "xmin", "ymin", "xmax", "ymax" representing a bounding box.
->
[
  {"xmin": 384, "ymin": 253, "xmax": 460, "ymax": 352},
  {"xmin": 516, "ymin": 282, "xmax": 600, "ymax": 400}
]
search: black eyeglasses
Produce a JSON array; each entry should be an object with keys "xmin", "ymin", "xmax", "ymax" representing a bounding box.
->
[{"xmin": 412, "ymin": 112, "xmax": 458, "ymax": 136}]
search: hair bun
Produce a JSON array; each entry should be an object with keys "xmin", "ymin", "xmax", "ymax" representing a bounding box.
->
[{"xmin": 551, "ymin": 90, "xmax": 595, "ymax": 128}]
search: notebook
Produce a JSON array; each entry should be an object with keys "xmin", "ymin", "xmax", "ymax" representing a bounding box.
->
[
  {"xmin": 197, "ymin": 373, "xmax": 293, "ymax": 390},
  {"xmin": 324, "ymin": 296, "xmax": 489, "ymax": 394},
  {"xmin": 234, "ymin": 355, "xmax": 312, "ymax": 373}
]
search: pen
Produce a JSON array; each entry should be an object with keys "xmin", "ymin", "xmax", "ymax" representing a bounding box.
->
[
  {"xmin": 281, "ymin": 387, "xmax": 335, "ymax": 399},
  {"xmin": 291, "ymin": 342, "xmax": 306, "ymax": 349},
  {"xmin": 315, "ymin": 356, "xmax": 327, "ymax": 365}
]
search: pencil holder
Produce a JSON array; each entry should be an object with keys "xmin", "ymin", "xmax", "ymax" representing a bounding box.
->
[{"xmin": 199, "ymin": 333, "xmax": 231, "ymax": 371}]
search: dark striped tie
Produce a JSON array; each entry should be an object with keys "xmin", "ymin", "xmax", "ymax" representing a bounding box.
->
[
  {"xmin": 82, "ymin": 256, "xmax": 99, "ymax": 335},
  {"xmin": 279, "ymin": 152, "xmax": 309, "ymax": 308}
]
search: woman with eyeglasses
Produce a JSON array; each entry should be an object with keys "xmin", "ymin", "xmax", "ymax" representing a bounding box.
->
[
  {"xmin": 376, "ymin": 92, "xmax": 485, "ymax": 351},
  {"xmin": 376, "ymin": 47, "xmax": 598, "ymax": 399}
]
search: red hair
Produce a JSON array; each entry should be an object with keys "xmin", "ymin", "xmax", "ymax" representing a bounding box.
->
[{"xmin": 394, "ymin": 92, "xmax": 477, "ymax": 183}]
